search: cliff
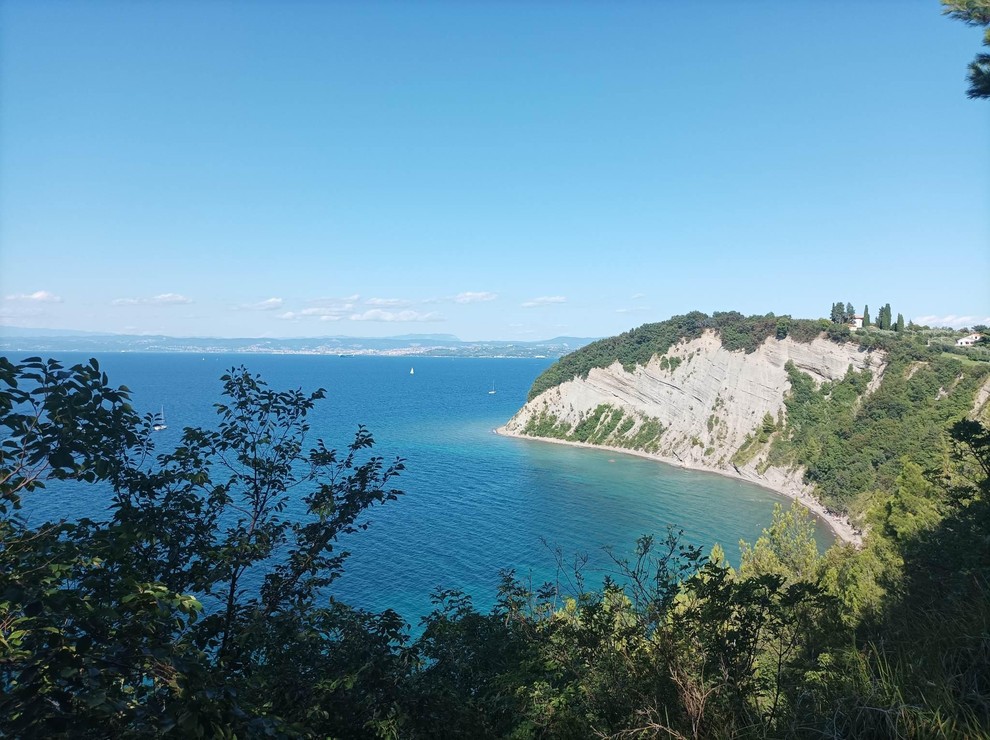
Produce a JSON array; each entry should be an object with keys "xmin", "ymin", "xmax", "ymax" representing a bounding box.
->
[{"xmin": 500, "ymin": 331, "xmax": 886, "ymax": 543}]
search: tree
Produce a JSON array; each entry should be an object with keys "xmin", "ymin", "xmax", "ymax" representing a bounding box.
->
[
  {"xmin": 895, "ymin": 312, "xmax": 905, "ymax": 332},
  {"xmin": 872, "ymin": 459, "xmax": 940, "ymax": 543},
  {"xmin": 0, "ymin": 359, "xmax": 406, "ymax": 735},
  {"xmin": 845, "ymin": 302, "xmax": 855, "ymax": 322},
  {"xmin": 878, "ymin": 303, "xmax": 892, "ymax": 330},
  {"xmin": 830, "ymin": 302, "xmax": 845, "ymax": 324},
  {"xmin": 739, "ymin": 503, "xmax": 822, "ymax": 583},
  {"xmin": 943, "ymin": 0, "xmax": 990, "ymax": 99},
  {"xmin": 863, "ymin": 305, "xmax": 871, "ymax": 327}
]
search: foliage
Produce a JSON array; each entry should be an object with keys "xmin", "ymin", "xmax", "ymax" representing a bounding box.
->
[
  {"xmin": 1, "ymin": 358, "xmax": 404, "ymax": 736},
  {"xmin": 766, "ymin": 341, "xmax": 989, "ymax": 516},
  {"xmin": 873, "ymin": 302, "xmax": 903, "ymax": 331},
  {"xmin": 739, "ymin": 503, "xmax": 822, "ymax": 583},
  {"xmin": 829, "ymin": 300, "xmax": 858, "ymax": 324},
  {"xmin": 522, "ymin": 404, "xmax": 665, "ymax": 452},
  {"xmin": 943, "ymin": 0, "xmax": 990, "ymax": 98},
  {"xmin": 4, "ymin": 356, "xmax": 990, "ymax": 737}
]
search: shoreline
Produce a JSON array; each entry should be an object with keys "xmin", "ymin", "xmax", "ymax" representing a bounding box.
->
[{"xmin": 493, "ymin": 426, "xmax": 862, "ymax": 547}]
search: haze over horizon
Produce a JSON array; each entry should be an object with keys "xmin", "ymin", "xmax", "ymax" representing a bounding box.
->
[{"xmin": 1, "ymin": 1, "xmax": 988, "ymax": 341}]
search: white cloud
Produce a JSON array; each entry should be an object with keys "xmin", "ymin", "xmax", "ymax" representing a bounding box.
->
[
  {"xmin": 307, "ymin": 295, "xmax": 360, "ymax": 307},
  {"xmin": 522, "ymin": 296, "xmax": 567, "ymax": 308},
  {"xmin": 616, "ymin": 305, "xmax": 649, "ymax": 314},
  {"xmin": 914, "ymin": 314, "xmax": 990, "ymax": 329},
  {"xmin": 150, "ymin": 293, "xmax": 192, "ymax": 305},
  {"xmin": 238, "ymin": 297, "xmax": 283, "ymax": 311},
  {"xmin": 112, "ymin": 293, "xmax": 192, "ymax": 306},
  {"xmin": 349, "ymin": 309, "xmax": 443, "ymax": 322},
  {"xmin": 366, "ymin": 297, "xmax": 412, "ymax": 307},
  {"xmin": 278, "ymin": 296, "xmax": 363, "ymax": 322},
  {"xmin": 299, "ymin": 296, "xmax": 359, "ymax": 318},
  {"xmin": 454, "ymin": 291, "xmax": 498, "ymax": 304},
  {"xmin": 5, "ymin": 290, "xmax": 63, "ymax": 303},
  {"xmin": 631, "ymin": 293, "xmax": 646, "ymax": 300}
]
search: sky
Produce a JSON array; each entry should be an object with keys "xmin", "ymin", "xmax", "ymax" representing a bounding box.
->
[{"xmin": 1, "ymin": 1, "xmax": 988, "ymax": 340}]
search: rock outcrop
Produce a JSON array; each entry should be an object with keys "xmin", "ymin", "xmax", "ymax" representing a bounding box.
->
[{"xmin": 500, "ymin": 331, "xmax": 885, "ymax": 543}]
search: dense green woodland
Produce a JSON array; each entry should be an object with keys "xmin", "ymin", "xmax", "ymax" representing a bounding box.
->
[{"xmin": 2, "ymin": 328, "xmax": 989, "ymax": 737}]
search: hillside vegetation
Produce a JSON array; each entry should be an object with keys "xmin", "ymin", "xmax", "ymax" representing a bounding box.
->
[{"xmin": 767, "ymin": 342, "xmax": 988, "ymax": 517}]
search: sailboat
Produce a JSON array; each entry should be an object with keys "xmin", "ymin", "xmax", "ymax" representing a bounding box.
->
[
  {"xmin": 488, "ymin": 381, "xmax": 496, "ymax": 395},
  {"xmin": 153, "ymin": 406, "xmax": 168, "ymax": 432},
  {"xmin": 410, "ymin": 367, "xmax": 414, "ymax": 376}
]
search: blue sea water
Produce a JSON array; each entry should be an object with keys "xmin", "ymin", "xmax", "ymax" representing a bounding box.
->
[{"xmin": 16, "ymin": 353, "xmax": 832, "ymax": 625}]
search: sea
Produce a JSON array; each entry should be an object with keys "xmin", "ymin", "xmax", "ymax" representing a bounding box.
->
[{"xmin": 14, "ymin": 352, "xmax": 833, "ymax": 626}]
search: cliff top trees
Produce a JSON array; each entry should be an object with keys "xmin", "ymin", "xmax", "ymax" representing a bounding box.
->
[{"xmin": 829, "ymin": 302, "xmax": 858, "ymax": 324}]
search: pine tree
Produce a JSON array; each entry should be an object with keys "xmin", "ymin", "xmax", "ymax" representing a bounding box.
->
[
  {"xmin": 863, "ymin": 305, "xmax": 871, "ymax": 327},
  {"xmin": 845, "ymin": 302, "xmax": 855, "ymax": 322}
]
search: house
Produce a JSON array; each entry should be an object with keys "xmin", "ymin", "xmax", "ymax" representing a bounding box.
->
[
  {"xmin": 956, "ymin": 333, "xmax": 984, "ymax": 347},
  {"xmin": 849, "ymin": 315, "xmax": 864, "ymax": 329}
]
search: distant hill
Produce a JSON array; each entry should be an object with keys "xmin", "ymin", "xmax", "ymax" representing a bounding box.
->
[{"xmin": 0, "ymin": 329, "xmax": 597, "ymax": 359}]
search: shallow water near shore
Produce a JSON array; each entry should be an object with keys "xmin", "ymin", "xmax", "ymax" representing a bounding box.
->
[{"xmin": 18, "ymin": 352, "xmax": 833, "ymax": 624}]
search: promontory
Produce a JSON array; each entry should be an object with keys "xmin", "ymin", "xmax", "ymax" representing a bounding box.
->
[{"xmin": 499, "ymin": 311, "xmax": 990, "ymax": 545}]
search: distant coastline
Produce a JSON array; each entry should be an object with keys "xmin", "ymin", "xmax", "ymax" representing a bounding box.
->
[
  {"xmin": 0, "ymin": 330, "xmax": 596, "ymax": 360},
  {"xmin": 494, "ymin": 425, "xmax": 861, "ymax": 547}
]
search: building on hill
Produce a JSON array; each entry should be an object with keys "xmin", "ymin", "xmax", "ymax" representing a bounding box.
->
[
  {"xmin": 849, "ymin": 315, "xmax": 864, "ymax": 329},
  {"xmin": 957, "ymin": 333, "xmax": 984, "ymax": 346}
]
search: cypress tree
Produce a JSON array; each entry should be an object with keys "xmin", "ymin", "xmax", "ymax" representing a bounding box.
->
[
  {"xmin": 879, "ymin": 303, "xmax": 892, "ymax": 330},
  {"xmin": 863, "ymin": 305, "xmax": 871, "ymax": 327},
  {"xmin": 845, "ymin": 302, "xmax": 855, "ymax": 321},
  {"xmin": 896, "ymin": 313, "xmax": 905, "ymax": 332}
]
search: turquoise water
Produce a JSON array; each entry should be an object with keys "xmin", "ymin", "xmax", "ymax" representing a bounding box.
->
[{"xmin": 16, "ymin": 353, "xmax": 832, "ymax": 624}]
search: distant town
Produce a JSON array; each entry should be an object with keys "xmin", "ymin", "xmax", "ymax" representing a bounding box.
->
[{"xmin": 0, "ymin": 329, "xmax": 596, "ymax": 359}]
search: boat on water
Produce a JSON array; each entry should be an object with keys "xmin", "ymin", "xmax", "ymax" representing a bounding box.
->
[
  {"xmin": 152, "ymin": 406, "xmax": 168, "ymax": 432},
  {"xmin": 410, "ymin": 367, "xmax": 414, "ymax": 375},
  {"xmin": 488, "ymin": 381, "xmax": 496, "ymax": 395}
]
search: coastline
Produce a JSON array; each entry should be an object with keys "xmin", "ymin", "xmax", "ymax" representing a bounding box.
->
[{"xmin": 493, "ymin": 426, "xmax": 862, "ymax": 547}]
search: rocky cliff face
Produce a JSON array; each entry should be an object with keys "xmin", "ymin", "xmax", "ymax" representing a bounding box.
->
[{"xmin": 502, "ymin": 331, "xmax": 885, "ymax": 494}]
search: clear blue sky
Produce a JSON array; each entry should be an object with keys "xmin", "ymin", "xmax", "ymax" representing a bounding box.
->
[{"xmin": 1, "ymin": 1, "xmax": 987, "ymax": 339}]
